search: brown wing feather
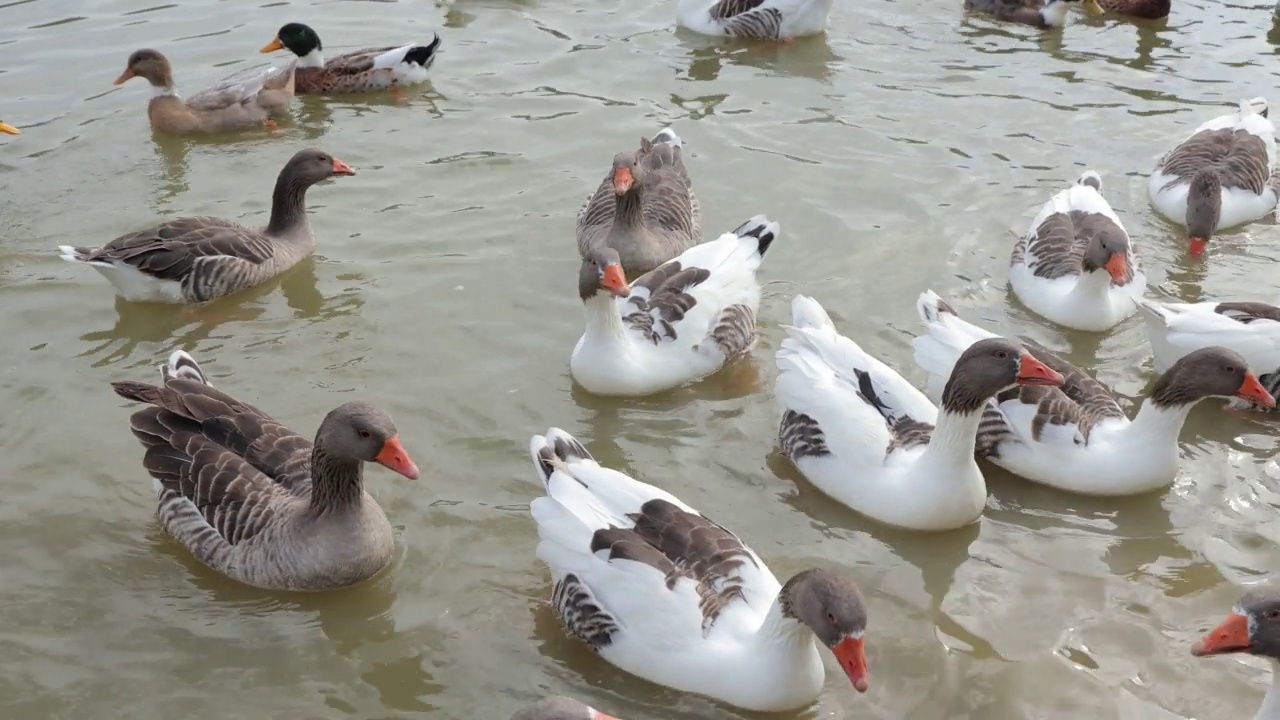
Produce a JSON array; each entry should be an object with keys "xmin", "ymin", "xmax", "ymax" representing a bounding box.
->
[
  {"xmin": 80, "ymin": 217, "xmax": 275, "ymax": 281},
  {"xmin": 1217, "ymin": 301, "xmax": 1280, "ymax": 324},
  {"xmin": 1017, "ymin": 210, "xmax": 1132, "ymax": 282},
  {"xmin": 1160, "ymin": 129, "xmax": 1270, "ymax": 194}
]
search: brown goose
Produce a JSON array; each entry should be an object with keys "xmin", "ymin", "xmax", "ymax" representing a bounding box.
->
[
  {"xmin": 964, "ymin": 0, "xmax": 1103, "ymax": 27},
  {"xmin": 113, "ymin": 49, "xmax": 295, "ymax": 135},
  {"xmin": 913, "ymin": 291, "xmax": 1275, "ymax": 496},
  {"xmin": 1193, "ymin": 588, "xmax": 1280, "ymax": 720},
  {"xmin": 111, "ymin": 350, "xmax": 419, "ymax": 591},
  {"xmin": 529, "ymin": 427, "xmax": 869, "ymax": 712},
  {"xmin": 59, "ymin": 148, "xmax": 354, "ymax": 304},
  {"xmin": 511, "ymin": 697, "xmax": 620, "ymax": 720},
  {"xmin": 1095, "ymin": 0, "xmax": 1169, "ymax": 18},
  {"xmin": 576, "ymin": 127, "xmax": 701, "ymax": 277}
]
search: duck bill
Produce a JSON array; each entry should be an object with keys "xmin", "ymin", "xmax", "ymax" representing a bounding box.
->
[
  {"xmin": 113, "ymin": 68, "xmax": 135, "ymax": 86},
  {"xmin": 1189, "ymin": 236, "xmax": 1209, "ymax": 257},
  {"xmin": 331, "ymin": 157, "xmax": 356, "ymax": 176},
  {"xmin": 1081, "ymin": 0, "xmax": 1105, "ymax": 15},
  {"xmin": 1105, "ymin": 254, "xmax": 1128, "ymax": 283},
  {"xmin": 1236, "ymin": 372, "xmax": 1276, "ymax": 409},
  {"xmin": 831, "ymin": 635, "xmax": 869, "ymax": 693},
  {"xmin": 601, "ymin": 264, "xmax": 630, "ymax": 297},
  {"xmin": 375, "ymin": 435, "xmax": 420, "ymax": 480},
  {"xmin": 1016, "ymin": 353, "xmax": 1065, "ymax": 387},
  {"xmin": 1192, "ymin": 612, "xmax": 1250, "ymax": 656},
  {"xmin": 613, "ymin": 167, "xmax": 634, "ymax": 195},
  {"xmin": 0, "ymin": 122, "xmax": 18, "ymax": 135},
  {"xmin": 260, "ymin": 37, "xmax": 285, "ymax": 53}
]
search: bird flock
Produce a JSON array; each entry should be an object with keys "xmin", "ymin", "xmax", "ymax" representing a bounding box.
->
[{"xmin": 9, "ymin": 0, "xmax": 1280, "ymax": 717}]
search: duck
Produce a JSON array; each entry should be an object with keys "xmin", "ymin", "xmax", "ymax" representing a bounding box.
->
[
  {"xmin": 58, "ymin": 148, "xmax": 354, "ymax": 304},
  {"xmin": 1009, "ymin": 171, "xmax": 1145, "ymax": 332},
  {"xmin": 964, "ymin": 0, "xmax": 1104, "ymax": 28},
  {"xmin": 912, "ymin": 291, "xmax": 1275, "ymax": 496},
  {"xmin": 511, "ymin": 697, "xmax": 620, "ymax": 720},
  {"xmin": 1192, "ymin": 587, "xmax": 1280, "ymax": 720},
  {"xmin": 260, "ymin": 23, "xmax": 441, "ymax": 94},
  {"xmin": 1148, "ymin": 97, "xmax": 1279, "ymax": 256},
  {"xmin": 1094, "ymin": 0, "xmax": 1169, "ymax": 18},
  {"xmin": 676, "ymin": 0, "xmax": 835, "ymax": 39},
  {"xmin": 0, "ymin": 121, "xmax": 18, "ymax": 135},
  {"xmin": 776, "ymin": 295, "xmax": 1064, "ymax": 531},
  {"xmin": 576, "ymin": 127, "xmax": 700, "ymax": 277},
  {"xmin": 1138, "ymin": 298, "xmax": 1280, "ymax": 411},
  {"xmin": 528, "ymin": 427, "xmax": 870, "ymax": 712},
  {"xmin": 571, "ymin": 215, "xmax": 775, "ymax": 397},
  {"xmin": 110, "ymin": 350, "xmax": 420, "ymax": 591},
  {"xmin": 113, "ymin": 49, "xmax": 295, "ymax": 134}
]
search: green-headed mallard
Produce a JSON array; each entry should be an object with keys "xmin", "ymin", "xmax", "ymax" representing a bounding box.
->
[
  {"xmin": 260, "ymin": 23, "xmax": 441, "ymax": 94},
  {"xmin": 965, "ymin": 0, "xmax": 1103, "ymax": 27}
]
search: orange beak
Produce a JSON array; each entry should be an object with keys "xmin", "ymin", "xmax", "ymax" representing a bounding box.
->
[
  {"xmin": 331, "ymin": 157, "xmax": 356, "ymax": 176},
  {"xmin": 260, "ymin": 37, "xmax": 285, "ymax": 54},
  {"xmin": 1189, "ymin": 237, "xmax": 1208, "ymax": 257},
  {"xmin": 1016, "ymin": 353, "xmax": 1065, "ymax": 387},
  {"xmin": 613, "ymin": 166, "xmax": 634, "ymax": 195},
  {"xmin": 375, "ymin": 434, "xmax": 420, "ymax": 479},
  {"xmin": 1105, "ymin": 253, "xmax": 1128, "ymax": 283},
  {"xmin": 1192, "ymin": 612, "xmax": 1250, "ymax": 656},
  {"xmin": 1236, "ymin": 372, "xmax": 1276, "ymax": 409},
  {"xmin": 601, "ymin": 263, "xmax": 630, "ymax": 297},
  {"xmin": 832, "ymin": 635, "xmax": 869, "ymax": 693},
  {"xmin": 113, "ymin": 67, "xmax": 135, "ymax": 86},
  {"xmin": 587, "ymin": 710, "xmax": 622, "ymax": 720},
  {"xmin": 0, "ymin": 121, "xmax": 18, "ymax": 135}
]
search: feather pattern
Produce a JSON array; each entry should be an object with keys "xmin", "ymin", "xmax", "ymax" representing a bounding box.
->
[
  {"xmin": 294, "ymin": 37, "xmax": 441, "ymax": 94},
  {"xmin": 678, "ymin": 0, "xmax": 834, "ymax": 37}
]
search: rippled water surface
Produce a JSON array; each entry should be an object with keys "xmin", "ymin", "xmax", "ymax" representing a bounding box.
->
[{"xmin": 5, "ymin": 0, "xmax": 1280, "ymax": 717}]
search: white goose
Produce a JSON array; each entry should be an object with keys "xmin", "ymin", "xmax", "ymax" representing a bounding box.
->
[
  {"xmin": 913, "ymin": 291, "xmax": 1276, "ymax": 496},
  {"xmin": 571, "ymin": 215, "xmax": 777, "ymax": 397},
  {"xmin": 1009, "ymin": 170, "xmax": 1146, "ymax": 332},
  {"xmin": 1148, "ymin": 97, "xmax": 1279, "ymax": 256},
  {"xmin": 676, "ymin": 0, "xmax": 835, "ymax": 39},
  {"xmin": 1193, "ymin": 588, "xmax": 1280, "ymax": 720},
  {"xmin": 529, "ymin": 427, "xmax": 869, "ymax": 712},
  {"xmin": 774, "ymin": 295, "xmax": 1064, "ymax": 532},
  {"xmin": 1138, "ymin": 298, "xmax": 1280, "ymax": 411}
]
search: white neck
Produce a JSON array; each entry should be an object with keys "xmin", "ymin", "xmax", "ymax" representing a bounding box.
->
[
  {"xmin": 1120, "ymin": 397, "xmax": 1195, "ymax": 447},
  {"xmin": 1068, "ymin": 267, "xmax": 1116, "ymax": 300},
  {"xmin": 1040, "ymin": 0, "xmax": 1070, "ymax": 26},
  {"xmin": 1258, "ymin": 658, "xmax": 1280, "ymax": 720},
  {"xmin": 297, "ymin": 49, "xmax": 325, "ymax": 68},
  {"xmin": 919, "ymin": 405, "xmax": 985, "ymax": 469},
  {"xmin": 581, "ymin": 291, "xmax": 628, "ymax": 344},
  {"xmin": 151, "ymin": 85, "xmax": 178, "ymax": 98}
]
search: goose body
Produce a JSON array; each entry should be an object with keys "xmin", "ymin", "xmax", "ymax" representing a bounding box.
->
[
  {"xmin": 59, "ymin": 149, "xmax": 353, "ymax": 304},
  {"xmin": 912, "ymin": 291, "xmax": 1275, "ymax": 496},
  {"xmin": 774, "ymin": 295, "xmax": 1064, "ymax": 531},
  {"xmin": 110, "ymin": 350, "xmax": 420, "ymax": 591},
  {"xmin": 676, "ymin": 0, "xmax": 835, "ymax": 39},
  {"xmin": 1148, "ymin": 98, "xmax": 1279, "ymax": 255},
  {"xmin": 261, "ymin": 23, "xmax": 441, "ymax": 94},
  {"xmin": 528, "ymin": 427, "xmax": 869, "ymax": 712},
  {"xmin": 1009, "ymin": 171, "xmax": 1146, "ymax": 332},
  {"xmin": 964, "ymin": 0, "xmax": 1103, "ymax": 28},
  {"xmin": 570, "ymin": 216, "xmax": 776, "ymax": 397},
  {"xmin": 1096, "ymin": 0, "xmax": 1169, "ymax": 18}
]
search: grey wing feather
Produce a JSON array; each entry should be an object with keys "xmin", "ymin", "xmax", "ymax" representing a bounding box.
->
[
  {"xmin": 1159, "ymin": 129, "xmax": 1270, "ymax": 193},
  {"xmin": 186, "ymin": 64, "xmax": 293, "ymax": 111}
]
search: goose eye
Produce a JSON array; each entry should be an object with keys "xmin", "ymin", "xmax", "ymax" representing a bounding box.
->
[
  {"xmin": 1225, "ymin": 366, "xmax": 1236, "ymax": 374},
  {"xmin": 994, "ymin": 350, "xmax": 1008, "ymax": 359},
  {"xmin": 1267, "ymin": 609, "xmax": 1280, "ymax": 620},
  {"xmin": 358, "ymin": 429, "xmax": 371, "ymax": 439},
  {"xmin": 826, "ymin": 611, "xmax": 836, "ymax": 623}
]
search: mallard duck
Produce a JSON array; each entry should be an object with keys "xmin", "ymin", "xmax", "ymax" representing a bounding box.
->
[
  {"xmin": 576, "ymin": 127, "xmax": 701, "ymax": 277},
  {"xmin": 1095, "ymin": 0, "xmax": 1169, "ymax": 18},
  {"xmin": 676, "ymin": 0, "xmax": 836, "ymax": 39},
  {"xmin": 260, "ymin": 23, "xmax": 441, "ymax": 94},
  {"xmin": 965, "ymin": 0, "xmax": 1104, "ymax": 27},
  {"xmin": 1008, "ymin": 170, "xmax": 1146, "ymax": 332},
  {"xmin": 114, "ymin": 49, "xmax": 295, "ymax": 134},
  {"xmin": 529, "ymin": 427, "xmax": 869, "ymax": 712},
  {"xmin": 0, "ymin": 121, "xmax": 18, "ymax": 135},
  {"xmin": 59, "ymin": 148, "xmax": 354, "ymax": 304},
  {"xmin": 111, "ymin": 350, "xmax": 420, "ymax": 591}
]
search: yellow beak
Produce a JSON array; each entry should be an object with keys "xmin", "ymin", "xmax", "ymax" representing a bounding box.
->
[
  {"xmin": 1081, "ymin": 0, "xmax": 1105, "ymax": 16},
  {"xmin": 0, "ymin": 121, "xmax": 18, "ymax": 135},
  {"xmin": 260, "ymin": 37, "xmax": 284, "ymax": 54}
]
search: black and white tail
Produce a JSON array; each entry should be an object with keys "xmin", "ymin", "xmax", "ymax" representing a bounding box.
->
[
  {"xmin": 161, "ymin": 350, "xmax": 210, "ymax": 386},
  {"xmin": 731, "ymin": 215, "xmax": 779, "ymax": 258}
]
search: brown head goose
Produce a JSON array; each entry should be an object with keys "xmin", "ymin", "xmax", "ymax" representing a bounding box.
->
[
  {"xmin": 775, "ymin": 295, "xmax": 1064, "ymax": 532},
  {"xmin": 511, "ymin": 697, "xmax": 619, "ymax": 720},
  {"xmin": 576, "ymin": 127, "xmax": 701, "ymax": 277},
  {"xmin": 964, "ymin": 0, "xmax": 1104, "ymax": 28},
  {"xmin": 59, "ymin": 148, "xmax": 354, "ymax": 304},
  {"xmin": 529, "ymin": 427, "xmax": 869, "ymax": 712},
  {"xmin": 913, "ymin": 291, "xmax": 1275, "ymax": 497},
  {"xmin": 110, "ymin": 350, "xmax": 419, "ymax": 591},
  {"xmin": 113, "ymin": 49, "xmax": 295, "ymax": 135},
  {"xmin": 1148, "ymin": 98, "xmax": 1278, "ymax": 256},
  {"xmin": 1193, "ymin": 588, "xmax": 1280, "ymax": 720},
  {"xmin": 1009, "ymin": 170, "xmax": 1146, "ymax": 332}
]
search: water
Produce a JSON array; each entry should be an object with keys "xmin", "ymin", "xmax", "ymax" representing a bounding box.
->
[{"xmin": 3, "ymin": 0, "xmax": 1280, "ymax": 717}]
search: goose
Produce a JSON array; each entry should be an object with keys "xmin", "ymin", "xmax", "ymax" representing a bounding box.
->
[
  {"xmin": 0, "ymin": 121, "xmax": 17, "ymax": 135},
  {"xmin": 1138, "ymin": 298, "xmax": 1280, "ymax": 411},
  {"xmin": 113, "ymin": 49, "xmax": 295, "ymax": 134},
  {"xmin": 110, "ymin": 349, "xmax": 419, "ymax": 591},
  {"xmin": 1148, "ymin": 97, "xmax": 1279, "ymax": 256},
  {"xmin": 775, "ymin": 295, "xmax": 1065, "ymax": 532},
  {"xmin": 1192, "ymin": 588, "xmax": 1280, "ymax": 720},
  {"xmin": 912, "ymin": 291, "xmax": 1275, "ymax": 496},
  {"xmin": 511, "ymin": 697, "xmax": 620, "ymax": 720},
  {"xmin": 1094, "ymin": 0, "xmax": 1169, "ymax": 18},
  {"xmin": 1009, "ymin": 170, "xmax": 1146, "ymax": 332},
  {"xmin": 676, "ymin": 0, "xmax": 835, "ymax": 39},
  {"xmin": 571, "ymin": 215, "xmax": 776, "ymax": 397},
  {"xmin": 528, "ymin": 427, "xmax": 870, "ymax": 712},
  {"xmin": 964, "ymin": 0, "xmax": 1104, "ymax": 28},
  {"xmin": 59, "ymin": 148, "xmax": 354, "ymax": 304},
  {"xmin": 260, "ymin": 23, "xmax": 441, "ymax": 94},
  {"xmin": 576, "ymin": 128, "xmax": 700, "ymax": 277}
]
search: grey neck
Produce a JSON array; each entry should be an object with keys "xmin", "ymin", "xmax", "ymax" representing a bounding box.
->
[
  {"xmin": 308, "ymin": 445, "xmax": 364, "ymax": 513},
  {"xmin": 266, "ymin": 171, "xmax": 314, "ymax": 237}
]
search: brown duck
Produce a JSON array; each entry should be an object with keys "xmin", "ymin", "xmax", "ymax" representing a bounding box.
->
[
  {"xmin": 260, "ymin": 23, "xmax": 441, "ymax": 94},
  {"xmin": 965, "ymin": 0, "xmax": 1103, "ymax": 26}
]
